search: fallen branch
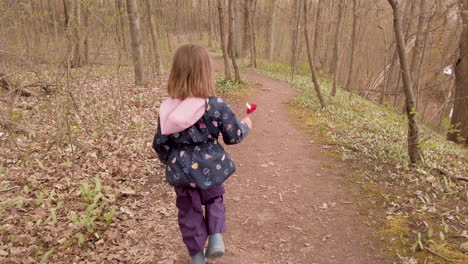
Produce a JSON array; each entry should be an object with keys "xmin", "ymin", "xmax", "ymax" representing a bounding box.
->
[
  {"xmin": 425, "ymin": 248, "xmax": 455, "ymax": 263},
  {"xmin": 23, "ymin": 82, "xmax": 61, "ymax": 95},
  {"xmin": 433, "ymin": 167, "xmax": 468, "ymax": 182},
  {"xmin": 0, "ymin": 186, "xmax": 20, "ymax": 193},
  {"xmin": 0, "ymin": 74, "xmax": 32, "ymax": 97},
  {"xmin": 325, "ymin": 142, "xmax": 360, "ymax": 152}
]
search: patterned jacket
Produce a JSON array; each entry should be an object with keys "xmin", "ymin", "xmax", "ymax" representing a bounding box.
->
[{"xmin": 152, "ymin": 97, "xmax": 249, "ymax": 189}]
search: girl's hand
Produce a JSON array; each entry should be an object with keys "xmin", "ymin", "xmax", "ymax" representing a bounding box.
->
[{"xmin": 242, "ymin": 117, "xmax": 253, "ymax": 129}]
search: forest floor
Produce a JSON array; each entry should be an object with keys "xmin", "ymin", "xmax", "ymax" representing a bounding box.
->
[
  {"xmin": 201, "ymin": 58, "xmax": 391, "ymax": 263},
  {"xmin": 122, "ymin": 58, "xmax": 392, "ymax": 264},
  {"xmin": 1, "ymin": 55, "xmax": 466, "ymax": 264}
]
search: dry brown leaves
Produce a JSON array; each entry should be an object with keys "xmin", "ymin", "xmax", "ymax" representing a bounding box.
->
[{"xmin": 0, "ymin": 69, "xmax": 185, "ymax": 263}]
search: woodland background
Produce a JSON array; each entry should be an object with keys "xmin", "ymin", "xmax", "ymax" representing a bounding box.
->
[
  {"xmin": 1, "ymin": 0, "xmax": 466, "ymax": 134},
  {"xmin": 0, "ymin": 0, "xmax": 467, "ymax": 263}
]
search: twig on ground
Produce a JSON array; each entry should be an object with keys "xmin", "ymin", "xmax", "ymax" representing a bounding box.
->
[
  {"xmin": 433, "ymin": 167, "xmax": 468, "ymax": 182},
  {"xmin": 425, "ymin": 248, "xmax": 455, "ymax": 263},
  {"xmin": 0, "ymin": 186, "xmax": 20, "ymax": 193},
  {"xmin": 235, "ymin": 244, "xmax": 247, "ymax": 250}
]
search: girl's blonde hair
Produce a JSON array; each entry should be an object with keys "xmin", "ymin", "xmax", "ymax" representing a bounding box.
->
[{"xmin": 167, "ymin": 44, "xmax": 215, "ymax": 99}]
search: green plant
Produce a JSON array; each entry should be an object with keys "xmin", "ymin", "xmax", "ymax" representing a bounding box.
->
[
  {"xmin": 40, "ymin": 247, "xmax": 54, "ymax": 264},
  {"xmin": 215, "ymin": 75, "xmax": 249, "ymax": 95},
  {"xmin": 79, "ymin": 177, "xmax": 102, "ymax": 204}
]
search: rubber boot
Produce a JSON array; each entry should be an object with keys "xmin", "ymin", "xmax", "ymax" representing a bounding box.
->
[
  {"xmin": 190, "ymin": 250, "xmax": 206, "ymax": 264},
  {"xmin": 205, "ymin": 233, "xmax": 225, "ymax": 259}
]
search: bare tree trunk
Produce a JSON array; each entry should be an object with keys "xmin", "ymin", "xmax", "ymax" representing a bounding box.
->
[
  {"xmin": 228, "ymin": 0, "xmax": 241, "ymax": 82},
  {"xmin": 48, "ymin": 0, "xmax": 58, "ymax": 39},
  {"xmin": 415, "ymin": 5, "xmax": 436, "ymax": 110},
  {"xmin": 448, "ymin": 0, "xmax": 468, "ymax": 145},
  {"xmin": 126, "ymin": 0, "xmax": 144, "ymax": 85},
  {"xmin": 248, "ymin": 0, "xmax": 257, "ymax": 67},
  {"xmin": 324, "ymin": 0, "xmax": 337, "ymax": 73},
  {"xmin": 330, "ymin": 0, "xmax": 346, "ymax": 96},
  {"xmin": 375, "ymin": 3, "xmax": 389, "ymax": 104},
  {"xmin": 303, "ymin": 0, "xmax": 326, "ymax": 109},
  {"xmin": 264, "ymin": 0, "xmax": 277, "ymax": 60},
  {"xmin": 242, "ymin": 0, "xmax": 251, "ymax": 57},
  {"xmin": 217, "ymin": 0, "xmax": 231, "ymax": 80},
  {"xmin": 234, "ymin": 0, "xmax": 242, "ymax": 57},
  {"xmin": 345, "ymin": 0, "xmax": 358, "ymax": 92},
  {"xmin": 117, "ymin": 0, "xmax": 128, "ymax": 52},
  {"xmin": 145, "ymin": 0, "xmax": 163, "ymax": 76},
  {"xmin": 410, "ymin": 0, "xmax": 428, "ymax": 104},
  {"xmin": 63, "ymin": 0, "xmax": 70, "ymax": 29},
  {"xmin": 312, "ymin": 0, "xmax": 322, "ymax": 66},
  {"xmin": 71, "ymin": 0, "xmax": 84, "ymax": 68},
  {"xmin": 175, "ymin": 0, "xmax": 181, "ymax": 42},
  {"xmin": 387, "ymin": 0, "xmax": 420, "ymax": 164},
  {"xmin": 208, "ymin": 0, "xmax": 213, "ymax": 48},
  {"xmin": 157, "ymin": 0, "xmax": 172, "ymax": 52},
  {"xmin": 83, "ymin": 2, "xmax": 89, "ymax": 65},
  {"xmin": 387, "ymin": 0, "xmax": 418, "ymax": 108},
  {"xmin": 290, "ymin": 0, "xmax": 301, "ymax": 80}
]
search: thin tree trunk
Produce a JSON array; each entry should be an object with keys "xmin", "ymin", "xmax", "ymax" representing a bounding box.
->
[
  {"xmin": 312, "ymin": 0, "xmax": 322, "ymax": 67},
  {"xmin": 157, "ymin": 0, "xmax": 172, "ymax": 52},
  {"xmin": 145, "ymin": 0, "xmax": 163, "ymax": 76},
  {"xmin": 249, "ymin": 0, "xmax": 257, "ymax": 67},
  {"xmin": 117, "ymin": 0, "xmax": 128, "ymax": 52},
  {"xmin": 126, "ymin": 0, "xmax": 144, "ymax": 85},
  {"xmin": 83, "ymin": 2, "xmax": 89, "ymax": 65},
  {"xmin": 71, "ymin": 0, "xmax": 84, "ymax": 68},
  {"xmin": 330, "ymin": 0, "xmax": 346, "ymax": 96},
  {"xmin": 415, "ymin": 5, "xmax": 436, "ymax": 110},
  {"xmin": 228, "ymin": 0, "xmax": 241, "ymax": 82},
  {"xmin": 448, "ymin": 0, "xmax": 468, "ymax": 145},
  {"xmin": 387, "ymin": 0, "xmax": 420, "ymax": 164},
  {"xmin": 410, "ymin": 0, "xmax": 428, "ymax": 104},
  {"xmin": 324, "ymin": 0, "xmax": 337, "ymax": 73},
  {"xmin": 114, "ymin": 1, "xmax": 123, "ymax": 49},
  {"xmin": 290, "ymin": 0, "xmax": 302, "ymax": 80},
  {"xmin": 374, "ymin": 2, "xmax": 389, "ymax": 104},
  {"xmin": 48, "ymin": 0, "xmax": 58, "ymax": 39},
  {"xmin": 388, "ymin": 0, "xmax": 418, "ymax": 108},
  {"xmin": 175, "ymin": 0, "xmax": 181, "ymax": 41},
  {"xmin": 264, "ymin": 0, "xmax": 277, "ymax": 60},
  {"xmin": 208, "ymin": 0, "xmax": 213, "ymax": 48},
  {"xmin": 345, "ymin": 0, "xmax": 358, "ymax": 92},
  {"xmin": 63, "ymin": 0, "xmax": 70, "ymax": 29},
  {"xmin": 234, "ymin": 0, "xmax": 241, "ymax": 57},
  {"xmin": 303, "ymin": 0, "xmax": 326, "ymax": 109},
  {"xmin": 242, "ymin": 0, "xmax": 251, "ymax": 57},
  {"xmin": 403, "ymin": 0, "xmax": 418, "ymax": 38},
  {"xmin": 217, "ymin": 0, "xmax": 231, "ymax": 80}
]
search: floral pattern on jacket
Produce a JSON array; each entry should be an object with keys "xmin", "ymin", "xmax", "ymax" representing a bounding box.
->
[{"xmin": 152, "ymin": 97, "xmax": 249, "ymax": 190}]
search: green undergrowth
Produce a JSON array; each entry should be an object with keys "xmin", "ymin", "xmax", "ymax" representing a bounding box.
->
[
  {"xmin": 0, "ymin": 67, "xmax": 161, "ymax": 262},
  {"xmin": 215, "ymin": 74, "xmax": 252, "ymax": 98},
  {"xmin": 246, "ymin": 59, "xmax": 468, "ymax": 263}
]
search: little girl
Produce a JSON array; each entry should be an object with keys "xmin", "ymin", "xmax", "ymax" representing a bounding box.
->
[{"xmin": 152, "ymin": 44, "xmax": 252, "ymax": 264}]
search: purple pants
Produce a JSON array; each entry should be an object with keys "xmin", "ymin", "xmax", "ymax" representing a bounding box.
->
[{"xmin": 174, "ymin": 184, "xmax": 226, "ymax": 256}]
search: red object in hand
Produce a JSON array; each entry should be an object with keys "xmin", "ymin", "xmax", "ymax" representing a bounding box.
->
[{"xmin": 246, "ymin": 103, "xmax": 257, "ymax": 114}]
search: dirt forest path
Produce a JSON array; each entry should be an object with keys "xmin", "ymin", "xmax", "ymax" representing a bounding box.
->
[
  {"xmin": 198, "ymin": 58, "xmax": 389, "ymax": 264},
  {"xmin": 131, "ymin": 58, "xmax": 390, "ymax": 264}
]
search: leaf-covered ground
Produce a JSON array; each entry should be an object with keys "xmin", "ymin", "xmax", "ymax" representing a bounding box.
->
[
  {"xmin": 246, "ymin": 59, "xmax": 468, "ymax": 263},
  {"xmin": 0, "ymin": 67, "xmax": 180, "ymax": 263},
  {"xmin": 1, "ymin": 57, "xmax": 467, "ymax": 263}
]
